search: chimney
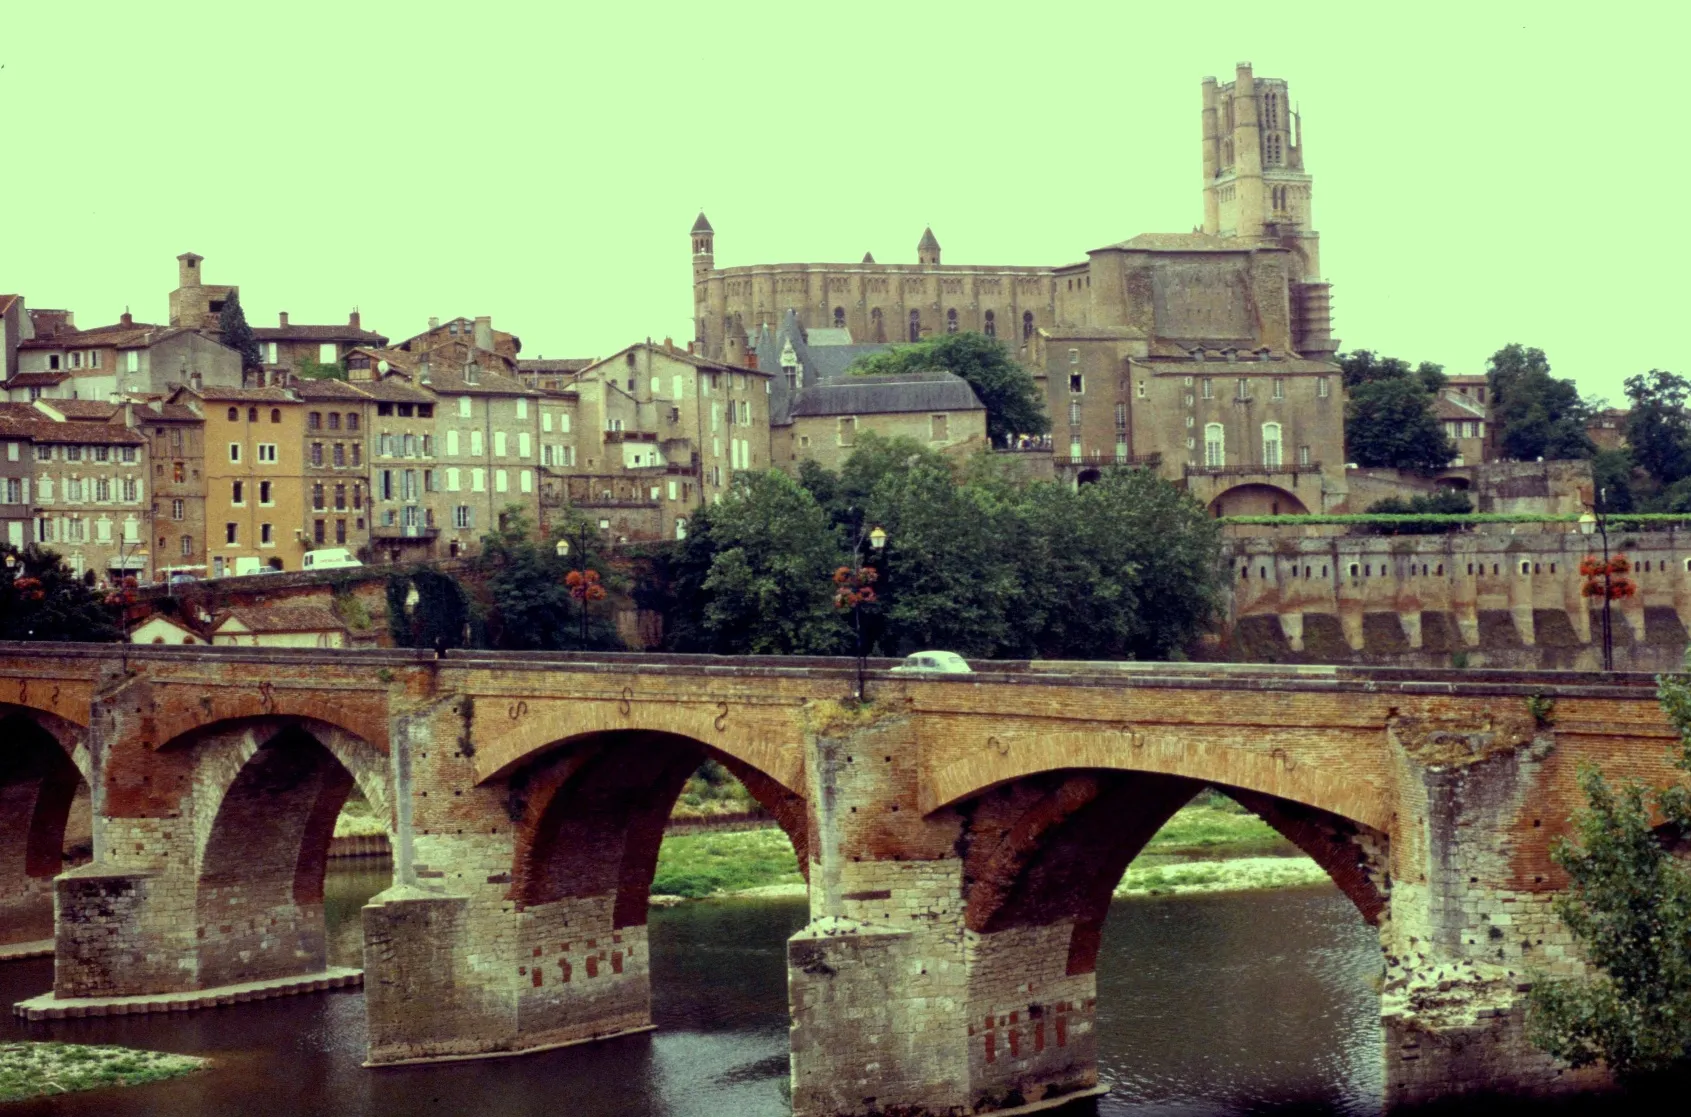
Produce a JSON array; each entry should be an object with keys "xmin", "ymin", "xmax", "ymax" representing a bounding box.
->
[
  {"xmin": 428, "ymin": 316, "xmax": 440, "ymax": 331},
  {"xmin": 663, "ymin": 336, "xmax": 674, "ymax": 352},
  {"xmin": 119, "ymin": 311, "xmax": 133, "ymax": 327},
  {"xmin": 744, "ymin": 351, "xmax": 759, "ymax": 370},
  {"xmin": 687, "ymin": 341, "xmax": 696, "ymax": 354},
  {"xmin": 279, "ymin": 311, "xmax": 289, "ymax": 327},
  {"xmin": 473, "ymin": 316, "xmax": 495, "ymax": 352},
  {"xmin": 190, "ymin": 371, "xmax": 203, "ymax": 391},
  {"xmin": 349, "ymin": 310, "xmax": 361, "ymax": 331}
]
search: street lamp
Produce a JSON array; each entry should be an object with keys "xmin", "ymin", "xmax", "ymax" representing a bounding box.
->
[
  {"xmin": 556, "ymin": 525, "xmax": 605, "ymax": 649},
  {"xmin": 835, "ymin": 524, "xmax": 888, "ymax": 701},
  {"xmin": 1579, "ymin": 488, "xmax": 1633, "ymax": 673}
]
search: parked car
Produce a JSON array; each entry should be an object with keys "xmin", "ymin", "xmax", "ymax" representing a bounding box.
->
[
  {"xmin": 889, "ymin": 650, "xmax": 973, "ymax": 675},
  {"xmin": 302, "ymin": 548, "xmax": 363, "ymax": 572},
  {"xmin": 167, "ymin": 572, "xmax": 198, "ymax": 588}
]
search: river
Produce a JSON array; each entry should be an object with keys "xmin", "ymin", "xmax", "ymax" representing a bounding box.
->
[{"xmin": 2, "ymin": 866, "xmax": 1388, "ymax": 1115}]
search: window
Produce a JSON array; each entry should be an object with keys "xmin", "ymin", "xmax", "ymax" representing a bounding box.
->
[
  {"xmin": 333, "ymin": 443, "xmax": 346, "ymax": 467},
  {"xmin": 1236, "ymin": 378, "xmax": 1250, "ymax": 401},
  {"xmin": 930, "ymin": 414, "xmax": 949, "ymax": 442},
  {"xmin": 472, "ymin": 468, "xmax": 486, "ymax": 492},
  {"xmin": 1204, "ymin": 423, "xmax": 1225, "ymax": 467},
  {"xmin": 446, "ymin": 467, "xmax": 461, "ymax": 491},
  {"xmin": 1262, "ymin": 422, "xmax": 1283, "ymax": 469},
  {"xmin": 1272, "ymin": 378, "xmax": 1285, "ymax": 400},
  {"xmin": 260, "ymin": 523, "xmax": 273, "ymax": 546},
  {"xmin": 454, "ymin": 506, "xmax": 473, "ymax": 529},
  {"xmin": 353, "ymin": 482, "xmax": 363, "ymax": 510},
  {"xmin": 908, "ymin": 309, "xmax": 921, "ymax": 342},
  {"xmin": 493, "ymin": 431, "xmax": 507, "ymax": 457},
  {"xmin": 380, "ymin": 471, "xmax": 393, "ymax": 501},
  {"xmin": 229, "ymin": 442, "xmax": 241, "ymax": 463},
  {"xmin": 838, "ymin": 416, "xmax": 856, "ymax": 447},
  {"xmin": 94, "ymin": 478, "xmax": 110, "ymax": 503},
  {"xmin": 458, "ymin": 396, "xmax": 472, "ymax": 419},
  {"xmin": 403, "ymin": 433, "xmax": 418, "ymax": 457},
  {"xmin": 312, "ymin": 482, "xmax": 325, "ymax": 510},
  {"xmin": 232, "ymin": 480, "xmax": 245, "ymax": 505},
  {"xmin": 1317, "ymin": 376, "xmax": 1330, "ymax": 398},
  {"xmin": 1115, "ymin": 403, "xmax": 1128, "ymax": 431},
  {"xmin": 257, "ymin": 443, "xmax": 277, "ymax": 463},
  {"xmin": 318, "ymin": 343, "xmax": 337, "ymax": 363},
  {"xmin": 314, "ymin": 519, "xmax": 327, "ymax": 544},
  {"xmin": 984, "ymin": 310, "xmax": 995, "ymax": 338},
  {"xmin": 518, "ymin": 431, "xmax": 531, "ymax": 458},
  {"xmin": 1067, "ymin": 401, "xmax": 1081, "ymax": 427},
  {"xmin": 335, "ymin": 484, "xmax": 347, "ymax": 511},
  {"xmin": 1298, "ymin": 444, "xmax": 1312, "ymax": 467},
  {"xmin": 946, "ymin": 308, "xmax": 958, "ymax": 333},
  {"xmin": 311, "ymin": 442, "xmax": 324, "ymax": 466},
  {"xmin": 422, "ymin": 435, "xmax": 433, "ymax": 457},
  {"xmin": 181, "ymin": 535, "xmax": 193, "ymax": 557},
  {"xmin": 1022, "ymin": 311, "xmax": 1034, "ymax": 340},
  {"xmin": 327, "ymin": 412, "xmax": 341, "ymax": 431},
  {"xmin": 36, "ymin": 445, "xmax": 52, "ymax": 462},
  {"xmin": 308, "ymin": 412, "xmax": 322, "ymax": 430},
  {"xmin": 172, "ymin": 498, "xmax": 184, "ymax": 520},
  {"xmin": 834, "ymin": 306, "xmax": 845, "ymax": 329},
  {"xmin": 470, "ymin": 430, "xmax": 483, "ymax": 456},
  {"xmin": 520, "ymin": 470, "xmax": 533, "ymax": 494},
  {"xmin": 1201, "ymin": 377, "xmax": 1214, "ymax": 400},
  {"xmin": 259, "ymin": 480, "xmax": 272, "ymax": 505},
  {"xmin": 225, "ymin": 522, "xmax": 238, "ymax": 545},
  {"xmin": 336, "ymin": 519, "xmax": 347, "ymax": 544},
  {"xmin": 495, "ymin": 469, "xmax": 508, "ymax": 493}
]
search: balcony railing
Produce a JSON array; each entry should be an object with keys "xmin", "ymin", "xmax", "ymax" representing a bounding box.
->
[
  {"xmin": 370, "ymin": 525, "xmax": 440, "ymax": 540},
  {"xmin": 1184, "ymin": 462, "xmax": 1322, "ymax": 479}
]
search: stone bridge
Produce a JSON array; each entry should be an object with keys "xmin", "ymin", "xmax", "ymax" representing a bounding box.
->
[{"xmin": 0, "ymin": 642, "xmax": 1683, "ymax": 1114}]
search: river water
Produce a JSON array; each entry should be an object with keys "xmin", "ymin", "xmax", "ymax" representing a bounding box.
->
[{"xmin": 1, "ymin": 867, "xmax": 1389, "ymax": 1116}]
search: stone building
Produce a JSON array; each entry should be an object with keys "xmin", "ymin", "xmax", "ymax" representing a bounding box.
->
[
  {"xmin": 175, "ymin": 386, "xmax": 307, "ymax": 576},
  {"xmin": 567, "ymin": 342, "xmax": 771, "ymax": 541},
  {"xmin": 254, "ymin": 311, "xmax": 387, "ymax": 375},
  {"xmin": 358, "ymin": 375, "xmax": 443, "ymax": 565},
  {"xmin": 1434, "ymin": 390, "xmax": 1488, "ymax": 466},
  {"xmin": 6, "ymin": 311, "xmax": 241, "ymax": 402},
  {"xmin": 693, "ymin": 63, "xmax": 1346, "ymax": 515},
  {"xmin": 296, "ymin": 379, "xmax": 372, "ymax": 554},
  {"xmin": 0, "ymin": 408, "xmax": 37, "ymax": 550},
  {"xmin": 0, "ymin": 402, "xmax": 149, "ymax": 581},
  {"xmin": 134, "ymin": 398, "xmax": 208, "ymax": 578}
]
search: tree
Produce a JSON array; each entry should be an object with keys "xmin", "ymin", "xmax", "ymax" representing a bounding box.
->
[
  {"xmin": 670, "ymin": 471, "xmax": 852, "ymax": 655},
  {"xmin": 1591, "ymin": 449, "xmax": 1639, "ymax": 513},
  {"xmin": 1345, "ymin": 375, "xmax": 1456, "ymax": 473},
  {"xmin": 1527, "ymin": 662, "xmax": 1691, "ymax": 1080},
  {"xmin": 386, "ymin": 568, "xmax": 473, "ymax": 650},
  {"xmin": 1624, "ymin": 371, "xmax": 1691, "ymax": 488},
  {"xmin": 1019, "ymin": 468, "xmax": 1223, "ymax": 660},
  {"xmin": 295, "ymin": 356, "xmax": 348, "ymax": 381},
  {"xmin": 476, "ymin": 507, "xmax": 623, "ymax": 650},
  {"xmin": 1337, "ymin": 349, "xmax": 1445, "ymax": 394},
  {"xmin": 1487, "ymin": 344, "xmax": 1595, "ymax": 461},
  {"xmin": 218, "ymin": 291, "xmax": 262, "ymax": 373},
  {"xmin": 0, "ymin": 545, "xmax": 123, "ymax": 642},
  {"xmin": 1361, "ymin": 490, "xmax": 1475, "ymax": 534},
  {"xmin": 851, "ymin": 332, "xmax": 1049, "ymax": 445}
]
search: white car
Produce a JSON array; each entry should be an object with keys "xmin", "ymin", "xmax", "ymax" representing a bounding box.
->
[
  {"xmin": 889, "ymin": 650, "xmax": 973, "ymax": 675},
  {"xmin": 302, "ymin": 548, "xmax": 363, "ymax": 571}
]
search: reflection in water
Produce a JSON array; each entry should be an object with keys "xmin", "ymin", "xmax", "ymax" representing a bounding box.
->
[{"xmin": 0, "ymin": 869, "xmax": 1402, "ymax": 1116}]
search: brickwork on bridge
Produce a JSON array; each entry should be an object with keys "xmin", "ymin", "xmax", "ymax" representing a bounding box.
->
[{"xmin": 0, "ymin": 645, "xmax": 1684, "ymax": 1114}]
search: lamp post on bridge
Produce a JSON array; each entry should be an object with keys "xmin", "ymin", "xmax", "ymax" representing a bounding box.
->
[
  {"xmin": 1579, "ymin": 488, "xmax": 1634, "ymax": 673},
  {"xmin": 835, "ymin": 524, "xmax": 888, "ymax": 702},
  {"xmin": 556, "ymin": 525, "xmax": 605, "ymax": 650}
]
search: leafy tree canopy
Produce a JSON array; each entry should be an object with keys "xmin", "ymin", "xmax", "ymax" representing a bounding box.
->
[
  {"xmin": 850, "ymin": 332, "xmax": 1049, "ymax": 445},
  {"xmin": 1624, "ymin": 370, "xmax": 1691, "ymax": 488},
  {"xmin": 1344, "ymin": 374, "xmax": 1456, "ymax": 473},
  {"xmin": 1487, "ymin": 344, "xmax": 1595, "ymax": 461},
  {"xmin": 0, "ymin": 546, "xmax": 123, "ymax": 642},
  {"xmin": 1338, "ymin": 349, "xmax": 1446, "ymax": 394},
  {"xmin": 295, "ymin": 356, "xmax": 348, "ymax": 381},
  {"xmin": 386, "ymin": 567, "xmax": 473, "ymax": 650},
  {"xmin": 476, "ymin": 506, "xmax": 623, "ymax": 650},
  {"xmin": 1528, "ymin": 663, "xmax": 1691, "ymax": 1080},
  {"xmin": 1361, "ymin": 490, "xmax": 1474, "ymax": 533},
  {"xmin": 217, "ymin": 291, "xmax": 262, "ymax": 373}
]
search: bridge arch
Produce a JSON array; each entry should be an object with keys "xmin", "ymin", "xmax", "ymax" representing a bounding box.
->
[
  {"xmin": 161, "ymin": 716, "xmax": 389, "ymax": 988},
  {"xmin": 505, "ymin": 729, "xmax": 807, "ymax": 928},
  {"xmin": 1, "ymin": 709, "xmax": 91, "ymax": 946},
  {"xmin": 1207, "ymin": 482, "xmax": 1309, "ymax": 518}
]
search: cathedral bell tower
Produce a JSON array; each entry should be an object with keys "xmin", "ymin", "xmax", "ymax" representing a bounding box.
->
[
  {"xmin": 1201, "ymin": 63, "xmax": 1335, "ymax": 359},
  {"xmin": 691, "ymin": 211, "xmax": 715, "ymax": 354}
]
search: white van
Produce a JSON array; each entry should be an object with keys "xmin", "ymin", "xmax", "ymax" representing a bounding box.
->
[
  {"xmin": 302, "ymin": 548, "xmax": 362, "ymax": 572},
  {"xmin": 232, "ymin": 556, "xmax": 266, "ymax": 577}
]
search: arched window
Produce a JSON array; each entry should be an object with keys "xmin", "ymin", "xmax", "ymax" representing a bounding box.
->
[
  {"xmin": 1262, "ymin": 422, "xmax": 1283, "ymax": 468},
  {"xmin": 833, "ymin": 306, "xmax": 845, "ymax": 329},
  {"xmin": 270, "ymin": 409, "xmax": 281, "ymax": 424},
  {"xmin": 1022, "ymin": 310, "xmax": 1034, "ymax": 340},
  {"xmin": 226, "ymin": 407, "xmax": 238, "ymax": 421},
  {"xmin": 946, "ymin": 308, "xmax": 958, "ymax": 334},
  {"xmin": 909, "ymin": 309, "xmax": 921, "ymax": 342},
  {"xmin": 984, "ymin": 310, "xmax": 995, "ymax": 337},
  {"xmin": 247, "ymin": 407, "xmax": 258, "ymax": 422},
  {"xmin": 1204, "ymin": 422, "xmax": 1225, "ymax": 468},
  {"xmin": 871, "ymin": 307, "xmax": 884, "ymax": 342}
]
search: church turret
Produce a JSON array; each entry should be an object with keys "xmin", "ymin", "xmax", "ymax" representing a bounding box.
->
[
  {"xmin": 917, "ymin": 227, "xmax": 941, "ymax": 266},
  {"xmin": 692, "ymin": 212, "xmax": 716, "ymax": 356}
]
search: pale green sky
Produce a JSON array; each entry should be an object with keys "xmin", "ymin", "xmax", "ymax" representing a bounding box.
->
[{"xmin": 4, "ymin": 2, "xmax": 1685, "ymax": 405}]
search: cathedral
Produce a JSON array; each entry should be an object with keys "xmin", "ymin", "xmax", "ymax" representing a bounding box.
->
[{"xmin": 691, "ymin": 63, "xmax": 1350, "ymax": 516}]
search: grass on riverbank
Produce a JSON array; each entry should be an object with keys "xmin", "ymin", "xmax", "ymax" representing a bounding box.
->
[
  {"xmin": 651, "ymin": 828, "xmax": 803, "ymax": 899},
  {"xmin": 333, "ymin": 791, "xmax": 389, "ymax": 839},
  {"xmin": 1140, "ymin": 792, "xmax": 1299, "ymax": 859},
  {"xmin": 1117, "ymin": 855, "xmax": 1331, "ymax": 897},
  {"xmin": 0, "ymin": 1042, "xmax": 206, "ymax": 1102}
]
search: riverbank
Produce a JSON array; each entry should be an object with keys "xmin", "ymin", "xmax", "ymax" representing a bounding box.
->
[
  {"xmin": 648, "ymin": 794, "xmax": 1328, "ymax": 904},
  {"xmin": 0, "ymin": 1042, "xmax": 206, "ymax": 1102}
]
